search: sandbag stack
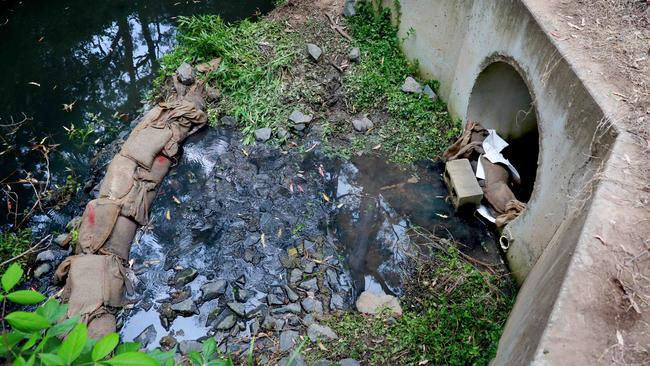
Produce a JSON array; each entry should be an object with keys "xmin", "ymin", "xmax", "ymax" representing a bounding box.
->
[
  {"xmin": 443, "ymin": 122, "xmax": 526, "ymax": 228},
  {"xmin": 53, "ymin": 61, "xmax": 218, "ymax": 339}
]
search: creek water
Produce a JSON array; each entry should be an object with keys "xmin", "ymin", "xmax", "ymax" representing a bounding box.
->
[{"xmin": 0, "ymin": 0, "xmax": 272, "ymax": 230}]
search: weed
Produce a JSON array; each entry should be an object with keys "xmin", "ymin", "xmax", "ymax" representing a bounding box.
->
[{"xmin": 0, "ymin": 229, "xmax": 32, "ymax": 265}]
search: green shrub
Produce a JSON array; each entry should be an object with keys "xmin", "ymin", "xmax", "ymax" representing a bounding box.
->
[{"xmin": 0, "ymin": 229, "xmax": 32, "ymax": 265}]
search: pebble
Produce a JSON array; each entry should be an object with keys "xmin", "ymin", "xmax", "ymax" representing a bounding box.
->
[
  {"xmin": 36, "ymin": 250, "xmax": 55, "ymax": 262},
  {"xmin": 306, "ymin": 43, "xmax": 323, "ymax": 61},
  {"xmin": 401, "ymin": 76, "xmax": 423, "ymax": 93},
  {"xmin": 279, "ymin": 330, "xmax": 299, "ymax": 351},
  {"xmin": 255, "ymin": 128, "xmax": 272, "ymax": 142},
  {"xmin": 227, "ymin": 302, "xmax": 246, "ymax": 317},
  {"xmin": 355, "ymin": 291, "xmax": 403, "ymax": 317},
  {"xmin": 267, "ymin": 293, "xmax": 285, "ymax": 306},
  {"xmin": 348, "ymin": 47, "xmax": 361, "ymax": 62},
  {"xmin": 53, "ymin": 233, "xmax": 70, "ymax": 247},
  {"xmin": 176, "ymin": 63, "xmax": 196, "ymax": 86},
  {"xmin": 289, "ymin": 268, "xmax": 303, "ymax": 284},
  {"xmin": 277, "ymin": 128, "xmax": 289, "ymax": 139},
  {"xmin": 302, "ymin": 260, "xmax": 316, "ymax": 274},
  {"xmin": 284, "ymin": 285, "xmax": 300, "ymax": 302},
  {"xmin": 134, "ymin": 324, "xmax": 157, "ymax": 347},
  {"xmin": 352, "ymin": 116, "xmax": 374, "ymax": 132},
  {"xmin": 216, "ymin": 314, "xmax": 237, "ymax": 330},
  {"xmin": 289, "ymin": 110, "xmax": 313, "ymax": 124},
  {"xmin": 302, "ymin": 314, "xmax": 316, "ymax": 326},
  {"xmin": 34, "ymin": 263, "xmax": 51, "ymax": 279},
  {"xmin": 307, "ymin": 324, "xmax": 338, "ymax": 342},
  {"xmin": 200, "ymin": 280, "xmax": 227, "ymax": 301},
  {"xmin": 301, "ymin": 297, "xmax": 323, "ymax": 316},
  {"xmin": 299, "ymin": 278, "xmax": 318, "ymax": 292},
  {"xmin": 330, "ymin": 293, "xmax": 345, "ymax": 310},
  {"xmin": 170, "ymin": 299, "xmax": 198, "ymax": 315},
  {"xmin": 159, "ymin": 335, "xmax": 177, "ymax": 351},
  {"xmin": 262, "ymin": 315, "xmax": 285, "ymax": 331}
]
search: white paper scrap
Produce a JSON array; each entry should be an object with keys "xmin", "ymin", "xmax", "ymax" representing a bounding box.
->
[
  {"xmin": 477, "ymin": 205, "xmax": 496, "ymax": 223},
  {"xmin": 481, "ymin": 130, "xmax": 521, "ymax": 180},
  {"xmin": 476, "ymin": 154, "xmax": 486, "ymax": 180}
]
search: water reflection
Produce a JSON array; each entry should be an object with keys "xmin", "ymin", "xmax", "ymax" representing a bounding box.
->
[{"xmin": 0, "ymin": 0, "xmax": 273, "ymax": 230}]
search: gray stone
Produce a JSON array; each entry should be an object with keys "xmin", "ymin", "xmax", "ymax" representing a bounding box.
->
[
  {"xmin": 159, "ymin": 335, "xmax": 177, "ymax": 351},
  {"xmin": 176, "ymin": 63, "xmax": 196, "ymax": 86},
  {"xmin": 343, "ymin": 0, "xmax": 356, "ymax": 17},
  {"xmin": 206, "ymin": 86, "xmax": 221, "ymax": 102},
  {"xmin": 330, "ymin": 293, "xmax": 345, "ymax": 310},
  {"xmin": 293, "ymin": 123, "xmax": 306, "ymax": 132},
  {"xmin": 36, "ymin": 250, "xmax": 55, "ymax": 262},
  {"xmin": 221, "ymin": 115, "xmax": 237, "ymax": 126},
  {"xmin": 326, "ymin": 269, "xmax": 340, "ymax": 290},
  {"xmin": 401, "ymin": 76, "xmax": 423, "ymax": 93},
  {"xmin": 173, "ymin": 268, "xmax": 198, "ymax": 287},
  {"xmin": 262, "ymin": 315, "xmax": 285, "ymax": 331},
  {"xmin": 348, "ymin": 47, "xmax": 361, "ymax": 62},
  {"xmin": 299, "ymin": 278, "xmax": 318, "ymax": 292},
  {"xmin": 271, "ymin": 303, "xmax": 302, "ymax": 315},
  {"xmin": 314, "ymin": 360, "xmax": 332, "ymax": 366},
  {"xmin": 255, "ymin": 128, "xmax": 272, "ymax": 142},
  {"xmin": 301, "ymin": 297, "xmax": 323, "ymax": 316},
  {"xmin": 352, "ymin": 116, "xmax": 374, "ymax": 133},
  {"xmin": 289, "ymin": 110, "xmax": 313, "ymax": 124},
  {"xmin": 201, "ymin": 280, "xmax": 227, "ymax": 301},
  {"xmin": 290, "ymin": 269, "xmax": 303, "ymax": 284},
  {"xmin": 339, "ymin": 359, "xmax": 361, "ymax": 366},
  {"xmin": 279, "ymin": 355, "xmax": 306, "ymax": 366},
  {"xmin": 216, "ymin": 314, "xmax": 237, "ymax": 330},
  {"xmin": 170, "ymin": 299, "xmax": 198, "ymax": 315},
  {"xmin": 279, "ymin": 330, "xmax": 299, "ymax": 352},
  {"xmin": 134, "ymin": 324, "xmax": 157, "ymax": 347},
  {"xmin": 306, "ymin": 43, "xmax": 323, "ymax": 61},
  {"xmin": 34, "ymin": 264, "xmax": 51, "ymax": 279},
  {"xmin": 54, "ymin": 233, "xmax": 70, "ymax": 246},
  {"xmin": 302, "ymin": 314, "xmax": 316, "ymax": 326},
  {"xmin": 287, "ymin": 315, "xmax": 301, "ymax": 327},
  {"xmin": 235, "ymin": 289, "xmax": 249, "ymax": 302},
  {"xmin": 307, "ymin": 324, "xmax": 338, "ymax": 342},
  {"xmin": 277, "ymin": 128, "xmax": 289, "ymax": 139},
  {"xmin": 284, "ymin": 286, "xmax": 300, "ymax": 302},
  {"xmin": 227, "ymin": 302, "xmax": 246, "ymax": 317},
  {"xmin": 267, "ymin": 293, "xmax": 285, "ymax": 306},
  {"xmin": 179, "ymin": 340, "xmax": 202, "ymax": 355},
  {"xmin": 302, "ymin": 261, "xmax": 316, "ymax": 274},
  {"xmin": 423, "ymin": 85, "xmax": 439, "ymax": 101},
  {"xmin": 355, "ymin": 291, "xmax": 403, "ymax": 317}
]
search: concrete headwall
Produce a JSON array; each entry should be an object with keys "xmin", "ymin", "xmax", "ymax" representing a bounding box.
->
[{"xmin": 379, "ymin": 0, "xmax": 649, "ymax": 364}]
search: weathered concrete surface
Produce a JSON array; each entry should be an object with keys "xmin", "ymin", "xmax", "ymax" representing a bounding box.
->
[{"xmin": 380, "ymin": 0, "xmax": 650, "ymax": 364}]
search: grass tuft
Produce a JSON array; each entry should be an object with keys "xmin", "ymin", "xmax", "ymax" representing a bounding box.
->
[{"xmin": 0, "ymin": 229, "xmax": 32, "ymax": 265}]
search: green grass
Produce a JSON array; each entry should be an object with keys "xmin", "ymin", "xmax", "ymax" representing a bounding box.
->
[
  {"xmin": 345, "ymin": 3, "xmax": 461, "ymax": 163},
  {"xmin": 0, "ymin": 229, "xmax": 32, "ymax": 265},
  {"xmin": 154, "ymin": 16, "xmax": 299, "ymax": 144},
  {"xmin": 305, "ymin": 247, "xmax": 515, "ymax": 365}
]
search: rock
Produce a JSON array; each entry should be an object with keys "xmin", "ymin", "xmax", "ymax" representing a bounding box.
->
[
  {"xmin": 355, "ymin": 291, "xmax": 403, "ymax": 317},
  {"xmin": 306, "ymin": 43, "xmax": 323, "ymax": 61},
  {"xmin": 221, "ymin": 115, "xmax": 237, "ymax": 126},
  {"xmin": 299, "ymin": 278, "xmax": 318, "ymax": 292},
  {"xmin": 302, "ymin": 261, "xmax": 316, "ymax": 274},
  {"xmin": 284, "ymin": 286, "xmax": 300, "ymax": 302},
  {"xmin": 401, "ymin": 76, "xmax": 423, "ymax": 93},
  {"xmin": 235, "ymin": 275, "xmax": 247, "ymax": 287},
  {"xmin": 279, "ymin": 355, "xmax": 306, "ymax": 366},
  {"xmin": 267, "ymin": 293, "xmax": 284, "ymax": 306},
  {"xmin": 289, "ymin": 110, "xmax": 313, "ymax": 124},
  {"xmin": 170, "ymin": 299, "xmax": 198, "ymax": 316},
  {"xmin": 293, "ymin": 123, "xmax": 306, "ymax": 132},
  {"xmin": 348, "ymin": 47, "xmax": 361, "ymax": 62},
  {"xmin": 262, "ymin": 315, "xmax": 285, "ymax": 331},
  {"xmin": 314, "ymin": 360, "xmax": 332, "ymax": 366},
  {"xmin": 33, "ymin": 264, "xmax": 51, "ymax": 279},
  {"xmin": 255, "ymin": 128, "xmax": 272, "ymax": 142},
  {"xmin": 326, "ymin": 269, "xmax": 339, "ymax": 290},
  {"xmin": 307, "ymin": 324, "xmax": 338, "ymax": 342},
  {"xmin": 227, "ymin": 302, "xmax": 246, "ymax": 317},
  {"xmin": 173, "ymin": 268, "xmax": 198, "ymax": 287},
  {"xmin": 279, "ymin": 330, "xmax": 299, "ymax": 352},
  {"xmin": 169, "ymin": 287, "xmax": 191, "ymax": 304},
  {"xmin": 201, "ymin": 280, "xmax": 227, "ymax": 301},
  {"xmin": 330, "ymin": 294, "xmax": 345, "ymax": 310},
  {"xmin": 287, "ymin": 315, "xmax": 301, "ymax": 327},
  {"xmin": 343, "ymin": 0, "xmax": 356, "ymax": 17},
  {"xmin": 54, "ymin": 233, "xmax": 71, "ymax": 247},
  {"xmin": 277, "ymin": 128, "xmax": 289, "ymax": 139},
  {"xmin": 339, "ymin": 359, "xmax": 361, "ymax": 366},
  {"xmin": 289, "ymin": 269, "xmax": 303, "ymax": 284},
  {"xmin": 159, "ymin": 335, "xmax": 177, "ymax": 351},
  {"xmin": 36, "ymin": 250, "xmax": 55, "ymax": 262},
  {"xmin": 206, "ymin": 86, "xmax": 221, "ymax": 102},
  {"xmin": 423, "ymin": 85, "xmax": 438, "ymax": 101},
  {"xmin": 271, "ymin": 303, "xmax": 302, "ymax": 315},
  {"xmin": 352, "ymin": 116, "xmax": 374, "ymax": 133},
  {"xmin": 134, "ymin": 324, "xmax": 157, "ymax": 347},
  {"xmin": 179, "ymin": 340, "xmax": 202, "ymax": 355},
  {"xmin": 250, "ymin": 318, "xmax": 260, "ymax": 335},
  {"xmin": 216, "ymin": 314, "xmax": 237, "ymax": 330},
  {"xmin": 235, "ymin": 289, "xmax": 249, "ymax": 302},
  {"xmin": 301, "ymin": 297, "xmax": 323, "ymax": 316},
  {"xmin": 302, "ymin": 314, "xmax": 316, "ymax": 326},
  {"xmin": 176, "ymin": 63, "xmax": 196, "ymax": 86}
]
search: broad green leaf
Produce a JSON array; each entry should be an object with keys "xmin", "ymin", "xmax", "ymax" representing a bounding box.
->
[
  {"xmin": 105, "ymin": 352, "xmax": 158, "ymax": 366},
  {"xmin": 57, "ymin": 322, "xmax": 87, "ymax": 364},
  {"xmin": 5, "ymin": 311, "xmax": 51, "ymax": 332},
  {"xmin": 12, "ymin": 355, "xmax": 26, "ymax": 366},
  {"xmin": 202, "ymin": 337, "xmax": 216, "ymax": 359},
  {"xmin": 39, "ymin": 353, "xmax": 64, "ymax": 366},
  {"xmin": 20, "ymin": 332, "xmax": 40, "ymax": 351},
  {"xmin": 188, "ymin": 351, "xmax": 203, "ymax": 366},
  {"xmin": 24, "ymin": 354, "xmax": 35, "ymax": 366},
  {"xmin": 37, "ymin": 300, "xmax": 68, "ymax": 323},
  {"xmin": 115, "ymin": 342, "xmax": 141, "ymax": 355},
  {"xmin": 147, "ymin": 348, "xmax": 176, "ymax": 366},
  {"xmin": 2, "ymin": 263, "xmax": 24, "ymax": 292},
  {"xmin": 46, "ymin": 316, "xmax": 80, "ymax": 338},
  {"xmin": 0, "ymin": 332, "xmax": 24, "ymax": 356},
  {"xmin": 7, "ymin": 290, "xmax": 46, "ymax": 305},
  {"xmin": 207, "ymin": 359, "xmax": 234, "ymax": 366},
  {"xmin": 92, "ymin": 333, "xmax": 119, "ymax": 361}
]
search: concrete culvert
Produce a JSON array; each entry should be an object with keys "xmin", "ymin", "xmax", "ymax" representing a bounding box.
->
[{"xmin": 467, "ymin": 60, "xmax": 539, "ymax": 202}]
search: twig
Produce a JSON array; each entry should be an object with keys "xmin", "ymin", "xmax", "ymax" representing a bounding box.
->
[
  {"xmin": 325, "ymin": 13, "xmax": 353, "ymax": 42},
  {"xmin": 0, "ymin": 235, "xmax": 51, "ymax": 267}
]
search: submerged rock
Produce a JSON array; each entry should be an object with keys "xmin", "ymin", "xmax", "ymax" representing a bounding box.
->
[
  {"xmin": 307, "ymin": 324, "xmax": 338, "ymax": 342},
  {"xmin": 172, "ymin": 268, "xmax": 198, "ymax": 287},
  {"xmin": 355, "ymin": 291, "xmax": 402, "ymax": 317},
  {"xmin": 227, "ymin": 302, "xmax": 246, "ymax": 317},
  {"xmin": 306, "ymin": 43, "xmax": 323, "ymax": 61},
  {"xmin": 216, "ymin": 314, "xmax": 237, "ymax": 330},
  {"xmin": 176, "ymin": 63, "xmax": 196, "ymax": 86},
  {"xmin": 170, "ymin": 298, "xmax": 199, "ymax": 316},
  {"xmin": 255, "ymin": 128, "xmax": 272, "ymax": 142},
  {"xmin": 134, "ymin": 324, "xmax": 157, "ymax": 347},
  {"xmin": 401, "ymin": 76, "xmax": 423, "ymax": 94},
  {"xmin": 201, "ymin": 280, "xmax": 227, "ymax": 301},
  {"xmin": 159, "ymin": 335, "xmax": 177, "ymax": 351},
  {"xmin": 352, "ymin": 116, "xmax": 374, "ymax": 132}
]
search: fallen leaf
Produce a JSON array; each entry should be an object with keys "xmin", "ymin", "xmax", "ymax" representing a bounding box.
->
[
  {"xmin": 372, "ymin": 144, "xmax": 381, "ymax": 150},
  {"xmin": 172, "ymin": 196, "xmax": 181, "ymax": 205},
  {"xmin": 289, "ymin": 179, "xmax": 295, "ymax": 193},
  {"xmin": 418, "ymin": 360, "xmax": 429, "ymax": 365},
  {"xmin": 435, "ymin": 213, "xmax": 448, "ymax": 219},
  {"xmin": 28, "ymin": 82, "xmax": 41, "ymax": 87},
  {"xmin": 318, "ymin": 164, "xmax": 325, "ymax": 177},
  {"xmin": 241, "ymin": 148, "xmax": 249, "ymax": 157},
  {"xmin": 317, "ymin": 342, "xmax": 328, "ymax": 351},
  {"xmin": 165, "ymin": 209, "xmax": 171, "ymax": 220},
  {"xmin": 298, "ymin": 184, "xmax": 304, "ymax": 193},
  {"xmin": 322, "ymin": 192, "xmax": 331, "ymax": 202},
  {"xmin": 336, "ymin": 203, "xmax": 344, "ymax": 209},
  {"xmin": 261, "ymin": 233, "xmax": 266, "ymax": 248}
]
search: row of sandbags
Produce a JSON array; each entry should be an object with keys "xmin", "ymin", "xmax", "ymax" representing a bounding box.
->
[
  {"xmin": 443, "ymin": 122, "xmax": 526, "ymax": 228},
  {"xmin": 53, "ymin": 62, "xmax": 216, "ymax": 339}
]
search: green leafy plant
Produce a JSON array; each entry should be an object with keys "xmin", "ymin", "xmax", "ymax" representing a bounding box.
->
[{"xmin": 0, "ymin": 229, "xmax": 32, "ymax": 265}]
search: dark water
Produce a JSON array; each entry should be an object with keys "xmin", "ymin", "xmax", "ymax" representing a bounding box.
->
[{"xmin": 0, "ymin": 0, "xmax": 272, "ymax": 230}]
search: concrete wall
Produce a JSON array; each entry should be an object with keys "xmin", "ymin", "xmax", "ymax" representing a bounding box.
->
[{"xmin": 378, "ymin": 0, "xmax": 649, "ymax": 364}]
